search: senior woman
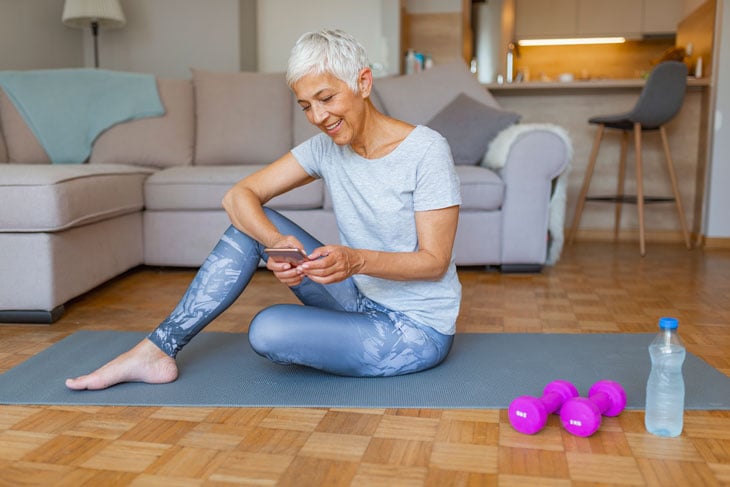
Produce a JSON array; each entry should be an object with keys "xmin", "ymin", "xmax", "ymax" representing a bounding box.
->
[{"xmin": 66, "ymin": 29, "xmax": 461, "ymax": 390}]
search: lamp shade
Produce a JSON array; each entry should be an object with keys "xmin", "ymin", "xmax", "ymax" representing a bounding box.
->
[{"xmin": 62, "ymin": 0, "xmax": 126, "ymax": 29}]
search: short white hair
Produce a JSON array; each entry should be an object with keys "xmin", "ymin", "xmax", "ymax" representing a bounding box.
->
[{"xmin": 286, "ymin": 29, "xmax": 370, "ymax": 93}]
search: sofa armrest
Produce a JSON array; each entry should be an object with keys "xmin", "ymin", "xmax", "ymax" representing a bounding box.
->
[{"xmin": 487, "ymin": 127, "xmax": 571, "ymax": 266}]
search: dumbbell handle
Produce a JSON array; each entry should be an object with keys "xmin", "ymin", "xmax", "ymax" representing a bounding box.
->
[
  {"xmin": 588, "ymin": 391, "xmax": 613, "ymax": 415},
  {"xmin": 541, "ymin": 391, "xmax": 568, "ymax": 414}
]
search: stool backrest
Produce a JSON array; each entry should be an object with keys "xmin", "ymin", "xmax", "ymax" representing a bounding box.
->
[{"xmin": 629, "ymin": 61, "xmax": 688, "ymax": 129}]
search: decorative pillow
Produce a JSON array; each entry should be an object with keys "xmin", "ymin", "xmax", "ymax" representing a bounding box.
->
[
  {"xmin": 373, "ymin": 60, "xmax": 500, "ymax": 125},
  {"xmin": 427, "ymin": 93, "xmax": 520, "ymax": 165},
  {"xmin": 91, "ymin": 78, "xmax": 194, "ymax": 168},
  {"xmin": 0, "ymin": 88, "xmax": 50, "ymax": 164},
  {"xmin": 193, "ymin": 69, "xmax": 292, "ymax": 165}
]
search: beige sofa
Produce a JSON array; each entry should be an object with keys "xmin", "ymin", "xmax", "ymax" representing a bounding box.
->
[{"xmin": 0, "ymin": 63, "xmax": 571, "ymax": 323}]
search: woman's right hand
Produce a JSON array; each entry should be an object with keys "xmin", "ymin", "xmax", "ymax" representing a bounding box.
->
[{"xmin": 265, "ymin": 236, "xmax": 308, "ymax": 287}]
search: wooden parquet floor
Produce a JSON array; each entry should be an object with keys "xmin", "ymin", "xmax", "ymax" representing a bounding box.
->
[{"xmin": 0, "ymin": 242, "xmax": 729, "ymax": 486}]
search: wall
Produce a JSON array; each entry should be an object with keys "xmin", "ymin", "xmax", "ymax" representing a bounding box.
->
[
  {"xmin": 0, "ymin": 0, "xmax": 82, "ymax": 69},
  {"xmin": 1, "ymin": 1, "xmax": 401, "ymax": 77},
  {"xmin": 91, "ymin": 0, "xmax": 242, "ymax": 78},
  {"xmin": 256, "ymin": 0, "xmax": 400, "ymax": 76},
  {"xmin": 704, "ymin": 0, "xmax": 730, "ymax": 238}
]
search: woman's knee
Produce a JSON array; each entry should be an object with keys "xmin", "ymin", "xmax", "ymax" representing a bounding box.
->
[{"xmin": 248, "ymin": 304, "xmax": 294, "ymax": 355}]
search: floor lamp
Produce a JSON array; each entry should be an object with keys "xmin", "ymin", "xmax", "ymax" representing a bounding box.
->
[{"xmin": 62, "ymin": 0, "xmax": 126, "ymax": 68}]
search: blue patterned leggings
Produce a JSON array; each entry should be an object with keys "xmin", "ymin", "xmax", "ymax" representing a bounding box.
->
[{"xmin": 147, "ymin": 208, "xmax": 453, "ymax": 377}]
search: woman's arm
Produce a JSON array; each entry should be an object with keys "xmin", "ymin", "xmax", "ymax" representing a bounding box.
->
[
  {"xmin": 299, "ymin": 205, "xmax": 459, "ymax": 283},
  {"xmin": 222, "ymin": 151, "xmax": 315, "ymax": 249}
]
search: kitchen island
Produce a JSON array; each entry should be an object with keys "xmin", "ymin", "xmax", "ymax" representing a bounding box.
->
[{"xmin": 486, "ymin": 78, "xmax": 711, "ymax": 245}]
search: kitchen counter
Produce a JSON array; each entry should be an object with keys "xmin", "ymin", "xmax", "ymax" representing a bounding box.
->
[
  {"xmin": 486, "ymin": 77, "xmax": 712, "ymax": 244},
  {"xmin": 485, "ymin": 77, "xmax": 710, "ymax": 92}
]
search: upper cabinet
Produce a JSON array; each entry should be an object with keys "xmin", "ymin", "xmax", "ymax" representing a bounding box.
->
[
  {"xmin": 514, "ymin": 0, "xmax": 577, "ymax": 39},
  {"xmin": 515, "ymin": 0, "xmax": 681, "ymax": 39},
  {"xmin": 577, "ymin": 0, "xmax": 641, "ymax": 37},
  {"xmin": 642, "ymin": 0, "xmax": 683, "ymax": 34}
]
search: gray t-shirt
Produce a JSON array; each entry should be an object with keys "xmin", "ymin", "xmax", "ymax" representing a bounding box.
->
[{"xmin": 290, "ymin": 125, "xmax": 462, "ymax": 335}]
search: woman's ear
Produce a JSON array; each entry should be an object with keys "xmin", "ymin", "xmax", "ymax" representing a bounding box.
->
[{"xmin": 358, "ymin": 67, "xmax": 373, "ymax": 99}]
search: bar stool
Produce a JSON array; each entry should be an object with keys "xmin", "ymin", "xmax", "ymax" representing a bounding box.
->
[{"xmin": 568, "ymin": 61, "xmax": 691, "ymax": 256}]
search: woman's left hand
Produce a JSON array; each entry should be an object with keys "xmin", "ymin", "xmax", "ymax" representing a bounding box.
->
[{"xmin": 297, "ymin": 245, "xmax": 363, "ymax": 284}]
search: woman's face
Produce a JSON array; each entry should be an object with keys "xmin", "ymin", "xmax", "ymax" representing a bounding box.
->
[{"xmin": 292, "ymin": 70, "xmax": 368, "ymax": 146}]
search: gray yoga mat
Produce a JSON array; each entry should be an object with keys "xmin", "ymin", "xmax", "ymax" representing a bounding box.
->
[{"xmin": 1, "ymin": 331, "xmax": 728, "ymax": 409}]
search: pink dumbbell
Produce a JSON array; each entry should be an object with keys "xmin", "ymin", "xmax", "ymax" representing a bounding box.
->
[
  {"xmin": 560, "ymin": 380, "xmax": 627, "ymax": 437},
  {"xmin": 508, "ymin": 380, "xmax": 580, "ymax": 434}
]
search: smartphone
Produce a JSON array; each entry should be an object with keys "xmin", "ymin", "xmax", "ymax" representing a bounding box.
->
[{"xmin": 264, "ymin": 247, "xmax": 310, "ymax": 264}]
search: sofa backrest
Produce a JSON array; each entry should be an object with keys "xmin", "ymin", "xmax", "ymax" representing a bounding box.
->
[
  {"xmin": 0, "ymin": 87, "xmax": 51, "ymax": 164},
  {"xmin": 0, "ymin": 79, "xmax": 196, "ymax": 168},
  {"xmin": 192, "ymin": 69, "xmax": 293, "ymax": 166},
  {"xmin": 90, "ymin": 78, "xmax": 194, "ymax": 168},
  {"xmin": 373, "ymin": 60, "xmax": 500, "ymax": 125}
]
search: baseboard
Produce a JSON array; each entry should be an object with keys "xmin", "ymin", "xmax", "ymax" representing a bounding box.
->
[
  {"xmin": 0, "ymin": 306, "xmax": 65, "ymax": 325},
  {"xmin": 700, "ymin": 236, "xmax": 730, "ymax": 249},
  {"xmin": 571, "ymin": 229, "xmax": 692, "ymax": 243},
  {"xmin": 571, "ymin": 229, "xmax": 730, "ymax": 249}
]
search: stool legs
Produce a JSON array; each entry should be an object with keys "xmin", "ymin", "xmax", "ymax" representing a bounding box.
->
[
  {"xmin": 659, "ymin": 126, "xmax": 692, "ymax": 249},
  {"xmin": 570, "ymin": 122, "xmax": 689, "ymax": 256},
  {"xmin": 568, "ymin": 124, "xmax": 604, "ymax": 245},
  {"xmin": 614, "ymin": 131, "xmax": 629, "ymax": 240},
  {"xmin": 633, "ymin": 122, "xmax": 646, "ymax": 256}
]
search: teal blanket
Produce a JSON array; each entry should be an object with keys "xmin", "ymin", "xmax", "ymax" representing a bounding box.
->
[{"xmin": 0, "ymin": 69, "xmax": 165, "ymax": 164}]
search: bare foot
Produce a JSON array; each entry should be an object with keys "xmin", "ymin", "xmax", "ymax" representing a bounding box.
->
[{"xmin": 65, "ymin": 338, "xmax": 178, "ymax": 390}]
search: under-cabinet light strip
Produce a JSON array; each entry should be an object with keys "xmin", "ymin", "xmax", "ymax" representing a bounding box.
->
[{"xmin": 517, "ymin": 37, "xmax": 626, "ymax": 46}]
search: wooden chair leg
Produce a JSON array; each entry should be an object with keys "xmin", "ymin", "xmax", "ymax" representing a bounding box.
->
[
  {"xmin": 634, "ymin": 123, "xmax": 646, "ymax": 256},
  {"xmin": 614, "ymin": 130, "xmax": 629, "ymax": 241},
  {"xmin": 660, "ymin": 126, "xmax": 692, "ymax": 249},
  {"xmin": 568, "ymin": 124, "xmax": 605, "ymax": 245}
]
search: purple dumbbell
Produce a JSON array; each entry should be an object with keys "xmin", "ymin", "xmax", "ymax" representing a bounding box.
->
[
  {"xmin": 560, "ymin": 380, "xmax": 627, "ymax": 437},
  {"xmin": 508, "ymin": 380, "xmax": 580, "ymax": 434}
]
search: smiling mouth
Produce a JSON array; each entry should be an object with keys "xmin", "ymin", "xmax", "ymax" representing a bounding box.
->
[{"xmin": 325, "ymin": 119, "xmax": 343, "ymax": 132}]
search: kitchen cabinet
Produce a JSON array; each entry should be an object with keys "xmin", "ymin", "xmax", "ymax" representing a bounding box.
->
[
  {"xmin": 514, "ymin": 0, "xmax": 577, "ymax": 39},
  {"xmin": 643, "ymin": 0, "xmax": 682, "ymax": 34},
  {"xmin": 515, "ymin": 0, "xmax": 681, "ymax": 39},
  {"xmin": 577, "ymin": 0, "xmax": 641, "ymax": 37}
]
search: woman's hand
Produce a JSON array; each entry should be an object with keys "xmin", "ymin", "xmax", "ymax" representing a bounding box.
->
[
  {"xmin": 297, "ymin": 245, "xmax": 364, "ymax": 285},
  {"xmin": 265, "ymin": 236, "xmax": 310, "ymax": 287}
]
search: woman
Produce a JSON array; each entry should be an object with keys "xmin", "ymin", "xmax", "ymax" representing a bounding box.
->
[{"xmin": 66, "ymin": 29, "xmax": 461, "ymax": 389}]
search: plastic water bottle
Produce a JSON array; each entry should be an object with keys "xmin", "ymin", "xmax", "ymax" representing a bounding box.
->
[{"xmin": 645, "ymin": 317, "xmax": 686, "ymax": 437}]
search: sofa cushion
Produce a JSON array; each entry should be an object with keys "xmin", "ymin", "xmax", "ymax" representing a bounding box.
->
[
  {"xmin": 373, "ymin": 60, "xmax": 500, "ymax": 125},
  {"xmin": 0, "ymin": 88, "xmax": 50, "ymax": 164},
  {"xmin": 0, "ymin": 163, "xmax": 153, "ymax": 232},
  {"xmin": 193, "ymin": 69, "xmax": 292, "ymax": 166},
  {"xmin": 90, "ymin": 79, "xmax": 194, "ymax": 168},
  {"xmin": 144, "ymin": 166, "xmax": 324, "ymax": 211},
  {"xmin": 427, "ymin": 93, "xmax": 520, "ymax": 165},
  {"xmin": 455, "ymin": 165, "xmax": 504, "ymax": 211}
]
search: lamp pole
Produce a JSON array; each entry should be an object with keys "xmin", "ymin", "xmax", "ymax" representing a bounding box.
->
[{"xmin": 91, "ymin": 20, "xmax": 99, "ymax": 68}]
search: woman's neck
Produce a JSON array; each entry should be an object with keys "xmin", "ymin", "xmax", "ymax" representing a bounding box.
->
[{"xmin": 350, "ymin": 103, "xmax": 414, "ymax": 159}]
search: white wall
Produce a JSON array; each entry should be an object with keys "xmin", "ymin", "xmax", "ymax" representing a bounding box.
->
[
  {"xmin": 704, "ymin": 0, "xmax": 730, "ymax": 237},
  {"xmin": 256, "ymin": 0, "xmax": 400, "ymax": 76},
  {"xmin": 406, "ymin": 0, "xmax": 462, "ymax": 14},
  {"xmin": 0, "ymin": 0, "xmax": 82, "ymax": 69},
  {"xmin": 93, "ymin": 0, "xmax": 241, "ymax": 78}
]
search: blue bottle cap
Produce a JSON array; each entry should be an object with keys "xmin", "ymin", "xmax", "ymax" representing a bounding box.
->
[{"xmin": 659, "ymin": 317, "xmax": 679, "ymax": 329}]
